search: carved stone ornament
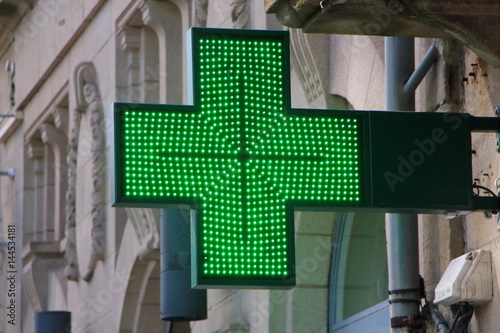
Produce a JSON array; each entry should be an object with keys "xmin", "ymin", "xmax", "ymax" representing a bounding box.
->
[
  {"xmin": 231, "ymin": 0, "xmax": 249, "ymax": 29},
  {"xmin": 22, "ymin": 242, "xmax": 67, "ymax": 313},
  {"xmin": 64, "ymin": 62, "xmax": 107, "ymax": 281},
  {"xmin": 6, "ymin": 60, "xmax": 15, "ymax": 108},
  {"xmin": 289, "ymin": 30, "xmax": 325, "ymax": 105},
  {"xmin": 194, "ymin": 0, "xmax": 209, "ymax": 27},
  {"xmin": 124, "ymin": 208, "xmax": 160, "ymax": 259}
]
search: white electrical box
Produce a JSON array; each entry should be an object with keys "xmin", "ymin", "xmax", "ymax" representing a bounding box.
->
[{"xmin": 434, "ymin": 250, "xmax": 492, "ymax": 306}]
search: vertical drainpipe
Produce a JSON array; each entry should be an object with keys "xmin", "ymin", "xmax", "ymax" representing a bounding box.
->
[
  {"xmin": 385, "ymin": 37, "xmax": 421, "ymax": 331},
  {"xmin": 35, "ymin": 311, "xmax": 71, "ymax": 333}
]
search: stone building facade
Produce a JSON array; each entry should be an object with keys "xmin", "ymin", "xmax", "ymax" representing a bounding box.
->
[{"xmin": 0, "ymin": 0, "xmax": 498, "ymax": 332}]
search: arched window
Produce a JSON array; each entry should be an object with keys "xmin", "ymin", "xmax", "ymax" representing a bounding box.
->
[
  {"xmin": 25, "ymin": 105, "xmax": 69, "ymax": 243},
  {"xmin": 329, "ymin": 212, "xmax": 389, "ymax": 332},
  {"xmin": 22, "ymin": 100, "xmax": 70, "ymax": 315}
]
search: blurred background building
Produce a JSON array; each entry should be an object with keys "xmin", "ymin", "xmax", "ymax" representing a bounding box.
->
[{"xmin": 0, "ymin": 0, "xmax": 498, "ymax": 332}]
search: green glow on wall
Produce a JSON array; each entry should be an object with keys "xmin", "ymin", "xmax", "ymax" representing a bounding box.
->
[{"xmin": 113, "ymin": 28, "xmax": 365, "ymax": 288}]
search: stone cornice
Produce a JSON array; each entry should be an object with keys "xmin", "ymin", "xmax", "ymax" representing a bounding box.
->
[{"xmin": 22, "ymin": 240, "xmax": 66, "ymax": 263}]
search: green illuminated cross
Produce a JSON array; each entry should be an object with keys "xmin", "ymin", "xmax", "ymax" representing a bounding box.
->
[{"xmin": 112, "ymin": 28, "xmax": 364, "ymax": 288}]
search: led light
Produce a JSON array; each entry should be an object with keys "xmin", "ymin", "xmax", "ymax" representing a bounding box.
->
[{"xmin": 114, "ymin": 28, "xmax": 364, "ymax": 288}]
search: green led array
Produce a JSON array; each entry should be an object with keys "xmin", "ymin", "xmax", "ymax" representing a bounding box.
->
[{"xmin": 117, "ymin": 29, "xmax": 363, "ymax": 286}]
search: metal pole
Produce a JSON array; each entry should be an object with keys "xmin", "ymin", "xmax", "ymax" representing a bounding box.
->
[
  {"xmin": 160, "ymin": 209, "xmax": 207, "ymax": 321},
  {"xmin": 385, "ymin": 37, "xmax": 421, "ymax": 331},
  {"xmin": 402, "ymin": 46, "xmax": 439, "ymax": 98},
  {"xmin": 35, "ymin": 311, "xmax": 71, "ymax": 333}
]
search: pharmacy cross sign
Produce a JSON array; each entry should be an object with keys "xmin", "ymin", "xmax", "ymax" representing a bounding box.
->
[{"xmin": 112, "ymin": 28, "xmax": 365, "ymax": 289}]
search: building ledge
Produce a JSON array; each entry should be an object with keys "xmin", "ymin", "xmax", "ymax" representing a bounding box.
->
[
  {"xmin": 0, "ymin": 111, "xmax": 23, "ymax": 143},
  {"xmin": 266, "ymin": 0, "xmax": 500, "ymax": 68},
  {"xmin": 22, "ymin": 239, "xmax": 66, "ymax": 262}
]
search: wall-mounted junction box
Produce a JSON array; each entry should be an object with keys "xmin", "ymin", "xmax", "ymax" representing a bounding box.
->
[{"xmin": 435, "ymin": 250, "xmax": 492, "ymax": 306}]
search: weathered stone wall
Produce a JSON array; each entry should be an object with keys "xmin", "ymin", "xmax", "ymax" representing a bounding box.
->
[
  {"xmin": 416, "ymin": 37, "xmax": 500, "ymax": 332},
  {"xmin": 0, "ymin": 1, "xmax": 499, "ymax": 333}
]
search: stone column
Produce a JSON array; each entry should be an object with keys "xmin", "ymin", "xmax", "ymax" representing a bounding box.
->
[
  {"xmin": 119, "ymin": 27, "xmax": 142, "ymax": 102},
  {"xmin": 39, "ymin": 123, "xmax": 68, "ymax": 241},
  {"xmin": 26, "ymin": 140, "xmax": 45, "ymax": 241}
]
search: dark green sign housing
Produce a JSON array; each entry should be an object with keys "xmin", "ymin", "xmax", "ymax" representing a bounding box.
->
[{"xmin": 112, "ymin": 28, "xmax": 485, "ymax": 289}]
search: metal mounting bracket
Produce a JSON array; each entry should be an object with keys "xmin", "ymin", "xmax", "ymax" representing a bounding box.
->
[
  {"xmin": 0, "ymin": 168, "xmax": 15, "ymax": 179},
  {"xmin": 495, "ymin": 105, "xmax": 500, "ymax": 151}
]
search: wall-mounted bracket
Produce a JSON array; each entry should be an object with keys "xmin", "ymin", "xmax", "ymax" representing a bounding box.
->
[
  {"xmin": 0, "ymin": 168, "xmax": 15, "ymax": 179},
  {"xmin": 496, "ymin": 178, "xmax": 500, "ymax": 231},
  {"xmin": 446, "ymin": 115, "xmax": 500, "ymax": 217},
  {"xmin": 470, "ymin": 115, "xmax": 500, "ymax": 133},
  {"xmin": 495, "ymin": 105, "xmax": 500, "ymax": 151},
  {"xmin": 402, "ymin": 46, "xmax": 439, "ymax": 98},
  {"xmin": 468, "ymin": 109, "xmax": 500, "ymax": 225}
]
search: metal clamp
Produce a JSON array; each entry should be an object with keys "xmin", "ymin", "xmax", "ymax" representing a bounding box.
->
[
  {"xmin": 495, "ymin": 105, "xmax": 500, "ymax": 151},
  {"xmin": 0, "ymin": 169, "xmax": 15, "ymax": 179},
  {"xmin": 388, "ymin": 287, "xmax": 420, "ymax": 295},
  {"xmin": 496, "ymin": 178, "xmax": 500, "ymax": 231},
  {"xmin": 388, "ymin": 298, "xmax": 422, "ymax": 305}
]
